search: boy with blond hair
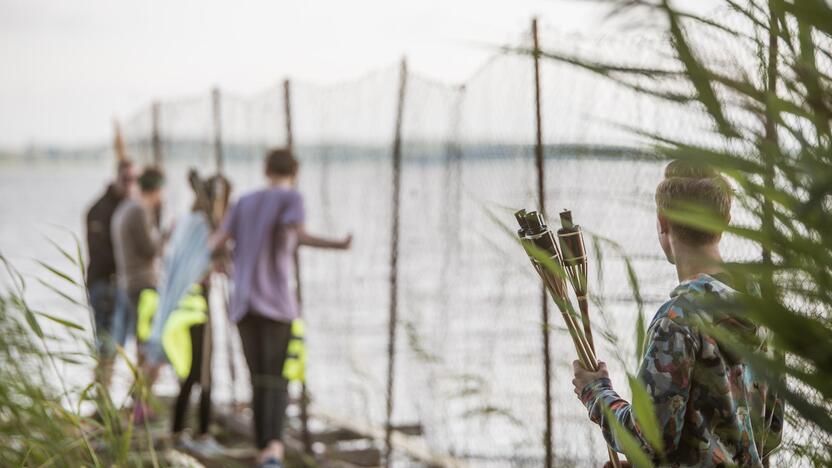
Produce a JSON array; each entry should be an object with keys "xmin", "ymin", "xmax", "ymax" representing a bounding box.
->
[{"xmin": 572, "ymin": 160, "xmax": 783, "ymax": 467}]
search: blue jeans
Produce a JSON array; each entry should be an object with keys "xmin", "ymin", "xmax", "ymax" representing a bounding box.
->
[
  {"xmin": 88, "ymin": 279, "xmax": 119, "ymax": 357},
  {"xmin": 110, "ymin": 288, "xmax": 136, "ymax": 352}
]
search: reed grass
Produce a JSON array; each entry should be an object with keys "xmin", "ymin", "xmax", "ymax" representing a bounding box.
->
[
  {"xmin": 0, "ymin": 237, "xmax": 153, "ymax": 467},
  {"xmin": 530, "ymin": 0, "xmax": 832, "ymax": 465}
]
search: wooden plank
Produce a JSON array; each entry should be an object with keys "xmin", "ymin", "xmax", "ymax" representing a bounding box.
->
[{"xmin": 309, "ymin": 406, "xmax": 468, "ymax": 468}]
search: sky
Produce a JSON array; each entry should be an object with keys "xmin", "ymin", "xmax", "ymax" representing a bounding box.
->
[
  {"xmin": 0, "ymin": 0, "xmax": 725, "ymax": 150},
  {"xmin": 0, "ymin": 0, "xmax": 611, "ymax": 149}
]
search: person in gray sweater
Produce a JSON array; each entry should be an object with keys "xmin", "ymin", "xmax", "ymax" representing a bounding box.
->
[
  {"xmin": 112, "ymin": 169, "xmax": 163, "ymax": 297},
  {"xmin": 111, "ymin": 166, "xmax": 164, "ymax": 422}
]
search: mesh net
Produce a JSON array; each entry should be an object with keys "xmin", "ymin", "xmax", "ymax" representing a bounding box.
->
[{"xmin": 118, "ymin": 10, "xmax": 826, "ymax": 466}]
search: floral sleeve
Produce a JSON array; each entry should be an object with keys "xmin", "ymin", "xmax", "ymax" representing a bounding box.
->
[{"xmin": 581, "ymin": 308, "xmax": 698, "ymax": 456}]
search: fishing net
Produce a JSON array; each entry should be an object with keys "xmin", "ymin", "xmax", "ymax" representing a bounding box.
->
[{"xmin": 116, "ymin": 8, "xmax": 826, "ymax": 466}]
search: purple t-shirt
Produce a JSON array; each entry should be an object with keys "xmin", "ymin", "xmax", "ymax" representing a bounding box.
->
[{"xmin": 221, "ymin": 187, "xmax": 305, "ymax": 323}]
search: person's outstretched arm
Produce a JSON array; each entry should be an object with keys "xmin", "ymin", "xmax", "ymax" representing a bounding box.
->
[
  {"xmin": 572, "ymin": 305, "xmax": 697, "ymax": 457},
  {"xmin": 297, "ymin": 227, "xmax": 351, "ymax": 250}
]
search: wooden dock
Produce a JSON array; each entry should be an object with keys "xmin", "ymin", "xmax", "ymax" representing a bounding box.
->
[{"xmin": 126, "ymin": 396, "xmax": 468, "ymax": 467}]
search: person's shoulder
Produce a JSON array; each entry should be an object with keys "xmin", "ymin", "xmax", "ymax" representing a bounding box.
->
[
  {"xmin": 87, "ymin": 186, "xmax": 114, "ymax": 216},
  {"xmin": 123, "ymin": 199, "xmax": 142, "ymax": 215},
  {"xmin": 644, "ymin": 297, "xmax": 702, "ymax": 355},
  {"xmin": 670, "ymin": 274, "xmax": 741, "ymax": 316},
  {"xmin": 235, "ymin": 191, "xmax": 257, "ymax": 206},
  {"xmin": 238, "ymin": 187, "xmax": 302, "ymax": 209},
  {"xmin": 285, "ymin": 187, "xmax": 303, "ymax": 203},
  {"xmin": 265, "ymin": 187, "xmax": 303, "ymax": 204},
  {"xmin": 87, "ymin": 198, "xmax": 104, "ymax": 221},
  {"xmin": 238, "ymin": 187, "xmax": 292, "ymax": 202},
  {"xmin": 672, "ymin": 273, "xmax": 738, "ymax": 297},
  {"xmin": 113, "ymin": 198, "xmax": 140, "ymax": 221},
  {"xmin": 650, "ymin": 274, "xmax": 745, "ymax": 342},
  {"xmin": 648, "ymin": 293, "xmax": 701, "ymax": 343},
  {"xmin": 651, "ymin": 297, "xmax": 690, "ymax": 327}
]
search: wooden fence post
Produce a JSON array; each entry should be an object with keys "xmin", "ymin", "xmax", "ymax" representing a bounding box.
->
[
  {"xmin": 532, "ymin": 17, "xmax": 554, "ymax": 468},
  {"xmin": 384, "ymin": 57, "xmax": 408, "ymax": 468}
]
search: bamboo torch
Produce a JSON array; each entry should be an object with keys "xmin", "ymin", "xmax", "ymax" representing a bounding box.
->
[
  {"xmin": 557, "ymin": 210, "xmax": 594, "ymax": 352},
  {"xmin": 515, "ymin": 209, "xmax": 622, "ymax": 468},
  {"xmin": 515, "ymin": 210, "xmax": 597, "ymax": 370}
]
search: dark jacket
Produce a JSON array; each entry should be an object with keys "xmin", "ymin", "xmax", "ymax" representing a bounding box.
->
[{"xmin": 85, "ymin": 184, "xmax": 125, "ymax": 284}]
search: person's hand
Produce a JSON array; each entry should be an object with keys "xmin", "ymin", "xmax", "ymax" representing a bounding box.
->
[
  {"xmin": 572, "ymin": 360, "xmax": 609, "ymax": 399},
  {"xmin": 340, "ymin": 234, "xmax": 353, "ymax": 250}
]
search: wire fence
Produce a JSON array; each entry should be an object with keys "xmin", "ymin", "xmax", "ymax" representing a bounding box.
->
[{"xmin": 118, "ymin": 11, "xmax": 825, "ymax": 467}]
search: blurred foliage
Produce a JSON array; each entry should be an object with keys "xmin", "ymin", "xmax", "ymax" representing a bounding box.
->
[
  {"xmin": 0, "ymin": 241, "xmax": 154, "ymax": 467},
  {"xmin": 535, "ymin": 0, "xmax": 832, "ymax": 466}
]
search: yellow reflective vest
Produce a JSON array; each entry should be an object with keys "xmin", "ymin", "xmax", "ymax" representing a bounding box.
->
[
  {"xmin": 163, "ymin": 286, "xmax": 208, "ymax": 379},
  {"xmin": 136, "ymin": 285, "xmax": 305, "ymax": 382},
  {"xmin": 283, "ymin": 319, "xmax": 306, "ymax": 382},
  {"xmin": 135, "ymin": 285, "xmax": 208, "ymax": 379},
  {"xmin": 136, "ymin": 289, "xmax": 159, "ymax": 343}
]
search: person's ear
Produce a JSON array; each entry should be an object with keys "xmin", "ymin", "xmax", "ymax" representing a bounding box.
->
[{"xmin": 658, "ymin": 213, "xmax": 670, "ymax": 234}]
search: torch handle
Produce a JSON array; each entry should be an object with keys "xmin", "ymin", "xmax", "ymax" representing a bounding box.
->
[
  {"xmin": 534, "ymin": 264, "xmax": 598, "ymax": 371},
  {"xmin": 558, "ymin": 305, "xmax": 598, "ymax": 371},
  {"xmin": 607, "ymin": 447, "xmax": 623, "ymax": 468},
  {"xmin": 521, "ymin": 215, "xmax": 621, "ymax": 468},
  {"xmin": 527, "ymin": 261, "xmax": 621, "ymax": 468},
  {"xmin": 577, "ymin": 296, "xmax": 595, "ymax": 353}
]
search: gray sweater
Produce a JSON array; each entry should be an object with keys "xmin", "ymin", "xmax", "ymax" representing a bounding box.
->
[{"xmin": 111, "ymin": 199, "xmax": 160, "ymax": 294}]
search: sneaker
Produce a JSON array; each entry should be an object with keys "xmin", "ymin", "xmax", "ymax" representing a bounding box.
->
[
  {"xmin": 259, "ymin": 457, "xmax": 284, "ymax": 468},
  {"xmin": 174, "ymin": 431, "xmax": 194, "ymax": 449},
  {"xmin": 189, "ymin": 435, "xmax": 226, "ymax": 458}
]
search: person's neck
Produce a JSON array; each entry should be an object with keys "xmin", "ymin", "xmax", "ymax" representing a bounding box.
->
[
  {"xmin": 267, "ymin": 176, "xmax": 293, "ymax": 189},
  {"xmin": 672, "ymin": 240, "xmax": 724, "ymax": 283}
]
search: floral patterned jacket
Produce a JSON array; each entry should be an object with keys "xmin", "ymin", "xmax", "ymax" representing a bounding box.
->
[{"xmin": 581, "ymin": 274, "xmax": 784, "ymax": 467}]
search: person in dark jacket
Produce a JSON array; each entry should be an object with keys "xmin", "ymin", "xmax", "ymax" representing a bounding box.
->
[
  {"xmin": 112, "ymin": 166, "xmax": 165, "ymax": 423},
  {"xmin": 86, "ymin": 159, "xmax": 136, "ymax": 389}
]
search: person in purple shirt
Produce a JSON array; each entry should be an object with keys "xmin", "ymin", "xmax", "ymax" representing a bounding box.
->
[{"xmin": 211, "ymin": 148, "xmax": 350, "ymax": 468}]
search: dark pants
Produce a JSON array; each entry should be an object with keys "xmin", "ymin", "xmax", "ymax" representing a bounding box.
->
[
  {"xmin": 172, "ymin": 324, "xmax": 212, "ymax": 435},
  {"xmin": 238, "ymin": 312, "xmax": 292, "ymax": 449}
]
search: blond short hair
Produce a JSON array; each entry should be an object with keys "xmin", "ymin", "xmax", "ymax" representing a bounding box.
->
[{"xmin": 655, "ymin": 160, "xmax": 732, "ymax": 246}]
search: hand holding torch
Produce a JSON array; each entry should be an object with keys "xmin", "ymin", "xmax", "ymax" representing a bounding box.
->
[
  {"xmin": 514, "ymin": 209, "xmax": 597, "ymax": 370},
  {"xmin": 515, "ymin": 209, "xmax": 621, "ymax": 468}
]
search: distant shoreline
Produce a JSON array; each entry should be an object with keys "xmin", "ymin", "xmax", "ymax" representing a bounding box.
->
[{"xmin": 0, "ymin": 142, "xmax": 658, "ymax": 166}]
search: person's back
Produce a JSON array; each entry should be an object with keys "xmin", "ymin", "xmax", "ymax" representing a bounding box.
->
[
  {"xmin": 223, "ymin": 186, "xmax": 303, "ymax": 324},
  {"xmin": 87, "ymin": 184, "xmax": 126, "ymax": 285},
  {"xmin": 112, "ymin": 197, "xmax": 159, "ymax": 295},
  {"xmin": 213, "ymin": 148, "xmax": 350, "ymax": 468},
  {"xmin": 572, "ymin": 160, "xmax": 783, "ymax": 467},
  {"xmin": 111, "ymin": 167, "xmax": 165, "ymax": 423},
  {"xmin": 86, "ymin": 159, "xmax": 135, "ymax": 389},
  {"xmin": 583, "ymin": 273, "xmax": 783, "ymax": 466}
]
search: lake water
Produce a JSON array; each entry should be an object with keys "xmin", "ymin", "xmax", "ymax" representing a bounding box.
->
[{"xmin": 0, "ymin": 150, "xmax": 786, "ymax": 466}]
